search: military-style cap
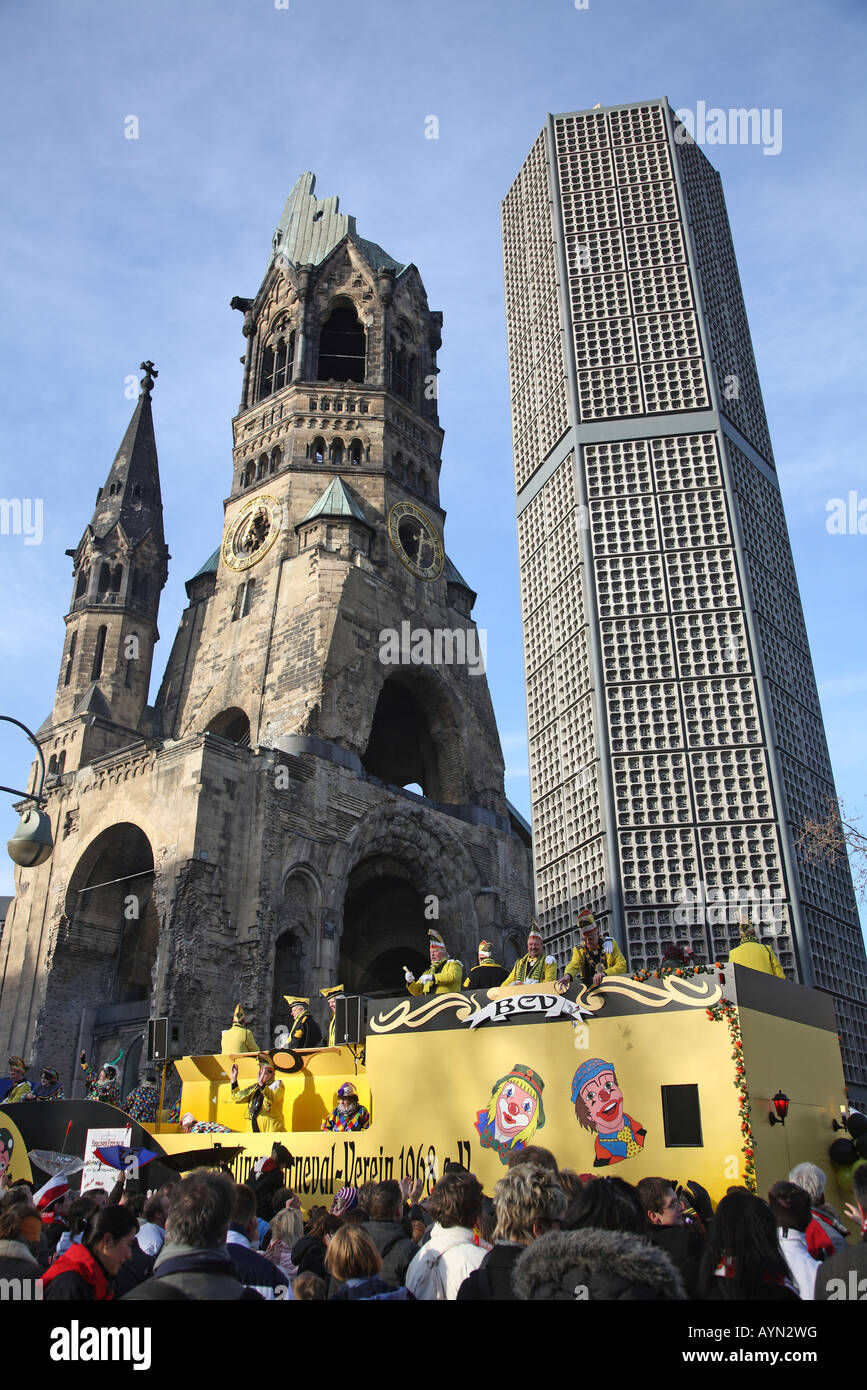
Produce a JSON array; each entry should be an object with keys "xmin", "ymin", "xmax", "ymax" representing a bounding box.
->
[
  {"xmin": 320, "ymin": 985, "xmax": 345, "ymax": 999},
  {"xmin": 284, "ymin": 996, "xmax": 309, "ymax": 1008}
]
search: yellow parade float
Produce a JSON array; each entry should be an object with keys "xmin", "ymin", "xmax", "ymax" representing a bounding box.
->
[{"xmin": 146, "ymin": 963, "xmax": 849, "ymax": 1209}]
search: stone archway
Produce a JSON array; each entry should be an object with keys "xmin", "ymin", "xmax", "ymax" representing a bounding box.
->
[
  {"xmin": 334, "ymin": 803, "xmax": 483, "ymax": 997},
  {"xmin": 270, "ymin": 868, "xmax": 320, "ymax": 1043},
  {"xmin": 62, "ymin": 823, "xmax": 157, "ymax": 1006},
  {"xmin": 339, "ymin": 858, "xmax": 429, "ymax": 994}
]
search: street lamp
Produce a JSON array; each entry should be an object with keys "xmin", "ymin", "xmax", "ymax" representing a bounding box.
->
[{"xmin": 1, "ymin": 715, "xmax": 53, "ymax": 867}]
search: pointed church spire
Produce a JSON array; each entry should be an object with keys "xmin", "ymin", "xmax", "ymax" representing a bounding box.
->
[{"xmin": 90, "ymin": 362, "xmax": 164, "ymax": 549}]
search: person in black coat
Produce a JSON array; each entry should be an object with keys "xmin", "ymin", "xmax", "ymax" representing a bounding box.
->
[
  {"xmin": 458, "ymin": 1162, "xmax": 568, "ymax": 1300},
  {"xmin": 637, "ymin": 1176, "xmax": 707, "ymax": 1299},
  {"xmin": 363, "ymin": 1181, "xmax": 419, "ymax": 1287},
  {"xmin": 464, "ymin": 942, "xmax": 509, "ymax": 991},
  {"xmin": 247, "ymin": 1144, "xmax": 293, "ymax": 1221}
]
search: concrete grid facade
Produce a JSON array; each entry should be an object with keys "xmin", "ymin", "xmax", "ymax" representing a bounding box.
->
[{"xmin": 502, "ymin": 98, "xmax": 867, "ymax": 1100}]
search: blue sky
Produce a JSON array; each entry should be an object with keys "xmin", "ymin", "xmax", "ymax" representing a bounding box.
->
[{"xmin": 0, "ymin": 0, "xmax": 865, "ymax": 906}]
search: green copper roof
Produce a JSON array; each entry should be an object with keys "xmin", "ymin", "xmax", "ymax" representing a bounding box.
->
[
  {"xmin": 303, "ymin": 477, "xmax": 367, "ymax": 523},
  {"xmin": 443, "ymin": 554, "xmax": 473, "ymax": 589},
  {"xmin": 191, "ymin": 547, "xmax": 220, "ymax": 579},
  {"xmin": 270, "ymin": 172, "xmax": 406, "ymax": 275}
]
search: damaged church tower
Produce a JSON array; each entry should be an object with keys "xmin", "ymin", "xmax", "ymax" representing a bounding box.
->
[{"xmin": 0, "ymin": 175, "xmax": 533, "ymax": 1089}]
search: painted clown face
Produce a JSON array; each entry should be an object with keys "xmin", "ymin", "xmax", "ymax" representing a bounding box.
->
[
  {"xmin": 494, "ymin": 1080, "xmax": 538, "ymax": 1143},
  {"xmin": 579, "ymin": 1070, "xmax": 623, "ymax": 1135}
]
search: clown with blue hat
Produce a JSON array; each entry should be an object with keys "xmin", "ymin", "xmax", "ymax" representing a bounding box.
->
[{"xmin": 571, "ymin": 1057, "xmax": 646, "ymax": 1167}]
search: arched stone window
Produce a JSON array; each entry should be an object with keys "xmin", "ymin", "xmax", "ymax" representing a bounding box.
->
[
  {"xmin": 257, "ymin": 330, "xmax": 295, "ymax": 400},
  {"xmin": 317, "ymin": 300, "xmax": 365, "ymax": 383},
  {"xmin": 330, "ymin": 437, "xmax": 345, "ymax": 467},
  {"xmin": 361, "ymin": 673, "xmax": 466, "ymax": 803},
  {"xmin": 242, "ymin": 461, "xmax": 255, "ymax": 489},
  {"xmin": 97, "ymin": 562, "xmax": 111, "ymax": 596},
  {"xmin": 63, "ymin": 823, "xmax": 158, "ymax": 1005},
  {"xmin": 309, "ymin": 436, "xmax": 326, "ymax": 464},
  {"xmin": 256, "ymin": 454, "xmax": 268, "ymax": 480},
  {"xmin": 75, "ymin": 568, "xmax": 89, "ymax": 600},
  {"xmin": 269, "ymin": 446, "xmax": 281, "ymax": 475},
  {"xmin": 349, "ymin": 438, "xmax": 363, "ymax": 465},
  {"xmin": 64, "ymin": 631, "xmax": 77, "ymax": 686}
]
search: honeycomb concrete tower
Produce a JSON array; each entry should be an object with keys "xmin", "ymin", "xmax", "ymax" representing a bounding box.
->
[
  {"xmin": 0, "ymin": 173, "xmax": 533, "ymax": 1092},
  {"xmin": 502, "ymin": 99, "xmax": 867, "ymax": 1101}
]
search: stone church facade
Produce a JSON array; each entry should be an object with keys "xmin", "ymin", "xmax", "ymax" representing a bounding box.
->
[{"xmin": 0, "ymin": 174, "xmax": 533, "ymax": 1095}]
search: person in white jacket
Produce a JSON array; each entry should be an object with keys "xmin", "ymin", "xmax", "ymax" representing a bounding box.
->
[
  {"xmin": 406, "ymin": 1170, "xmax": 489, "ymax": 1300},
  {"xmin": 768, "ymin": 1181, "xmax": 819, "ymax": 1300}
]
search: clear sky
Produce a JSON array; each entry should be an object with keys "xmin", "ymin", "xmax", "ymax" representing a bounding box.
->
[{"xmin": 0, "ymin": 0, "xmax": 865, "ymax": 911}]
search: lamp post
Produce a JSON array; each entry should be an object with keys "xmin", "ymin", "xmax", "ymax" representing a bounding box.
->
[{"xmin": 1, "ymin": 715, "xmax": 54, "ymax": 866}]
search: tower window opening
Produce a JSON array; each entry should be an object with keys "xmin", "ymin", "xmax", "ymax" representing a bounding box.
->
[
  {"xmin": 92, "ymin": 625, "xmax": 107, "ymax": 680},
  {"xmin": 330, "ymin": 438, "xmax": 345, "ymax": 467},
  {"xmin": 97, "ymin": 562, "xmax": 111, "ymax": 597},
  {"xmin": 310, "ymin": 436, "xmax": 326, "ymax": 464},
  {"xmin": 75, "ymin": 568, "xmax": 88, "ymax": 600},
  {"xmin": 317, "ymin": 302, "xmax": 366, "ymax": 384},
  {"xmin": 64, "ymin": 631, "xmax": 77, "ymax": 686}
]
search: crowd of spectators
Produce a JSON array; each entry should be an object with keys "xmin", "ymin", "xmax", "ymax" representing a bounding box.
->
[{"xmin": 0, "ymin": 1142, "xmax": 864, "ymax": 1301}]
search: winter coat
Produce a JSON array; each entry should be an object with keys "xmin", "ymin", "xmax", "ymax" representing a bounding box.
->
[
  {"xmin": 131, "ymin": 1240, "xmax": 247, "ymax": 1300},
  {"xmin": 42, "ymin": 1243, "xmax": 114, "ymax": 1300},
  {"xmin": 0, "ymin": 1237, "xmax": 41, "ymax": 1283},
  {"xmin": 248, "ymin": 1160, "xmax": 287, "ymax": 1220},
  {"xmin": 292, "ymin": 1234, "xmax": 328, "ymax": 1279},
  {"xmin": 363, "ymin": 1218, "xmax": 418, "ymax": 1287},
  {"xmin": 226, "ymin": 1227, "xmax": 290, "ymax": 1299},
  {"xmin": 512, "ymin": 1228, "xmax": 686, "ymax": 1301},
  {"xmin": 329, "ymin": 1275, "xmax": 413, "ymax": 1301},
  {"xmin": 809, "ymin": 1204, "xmax": 850, "ymax": 1256},
  {"xmin": 643, "ymin": 1224, "xmax": 705, "ymax": 1299},
  {"xmin": 456, "ymin": 1242, "xmax": 525, "ymax": 1299},
  {"xmin": 405, "ymin": 1222, "xmax": 488, "ymax": 1299}
]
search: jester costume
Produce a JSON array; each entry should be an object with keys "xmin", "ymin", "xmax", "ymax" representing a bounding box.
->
[
  {"xmin": 80, "ymin": 1061, "xmax": 119, "ymax": 1108},
  {"xmin": 321, "ymin": 1104, "xmax": 370, "ymax": 1132},
  {"xmin": 122, "ymin": 1081, "xmax": 160, "ymax": 1125}
]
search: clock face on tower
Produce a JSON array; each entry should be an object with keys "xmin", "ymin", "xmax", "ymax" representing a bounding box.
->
[
  {"xmin": 222, "ymin": 494, "xmax": 283, "ymax": 571},
  {"xmin": 387, "ymin": 501, "xmax": 444, "ymax": 581}
]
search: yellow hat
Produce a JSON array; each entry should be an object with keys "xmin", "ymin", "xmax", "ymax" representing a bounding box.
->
[
  {"xmin": 320, "ymin": 985, "xmax": 345, "ymax": 999},
  {"xmin": 232, "ymin": 1004, "xmax": 246, "ymax": 1024},
  {"xmin": 284, "ymin": 996, "xmax": 309, "ymax": 1009}
]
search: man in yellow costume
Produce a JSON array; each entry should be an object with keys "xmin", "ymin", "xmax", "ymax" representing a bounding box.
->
[
  {"xmin": 227, "ymin": 1054, "xmax": 285, "ymax": 1133},
  {"xmin": 558, "ymin": 909, "xmax": 628, "ymax": 991},
  {"xmin": 501, "ymin": 925, "xmax": 558, "ymax": 986},
  {"xmin": 5, "ymin": 1057, "xmax": 32, "ymax": 1103},
  {"xmin": 321, "ymin": 985, "xmax": 345, "ymax": 1046},
  {"xmin": 404, "ymin": 929, "xmax": 462, "ymax": 995},
  {"xmin": 220, "ymin": 1004, "xmax": 258, "ymax": 1054},
  {"xmin": 728, "ymin": 916, "xmax": 785, "ymax": 977}
]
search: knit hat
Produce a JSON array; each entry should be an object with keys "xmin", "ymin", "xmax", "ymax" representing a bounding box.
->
[
  {"xmin": 493, "ymin": 1063, "xmax": 546, "ymax": 1126},
  {"xmin": 478, "ymin": 941, "xmax": 495, "ymax": 961},
  {"xmin": 571, "ymin": 1058, "xmax": 616, "ymax": 1103},
  {"xmin": 331, "ymin": 1186, "xmax": 358, "ymax": 1215}
]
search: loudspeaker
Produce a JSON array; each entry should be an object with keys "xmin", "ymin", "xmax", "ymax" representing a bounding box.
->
[
  {"xmin": 333, "ymin": 996, "xmax": 367, "ymax": 1046},
  {"xmin": 147, "ymin": 1017, "xmax": 184, "ymax": 1062}
]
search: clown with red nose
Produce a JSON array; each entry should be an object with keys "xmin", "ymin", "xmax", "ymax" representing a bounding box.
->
[{"xmin": 572, "ymin": 1057, "xmax": 646, "ymax": 1167}]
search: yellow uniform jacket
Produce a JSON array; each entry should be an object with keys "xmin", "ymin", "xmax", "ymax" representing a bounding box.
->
[
  {"xmin": 729, "ymin": 940, "xmax": 785, "ymax": 978},
  {"xmin": 407, "ymin": 958, "xmax": 463, "ymax": 995},
  {"xmin": 501, "ymin": 953, "xmax": 558, "ymax": 986},
  {"xmin": 564, "ymin": 939, "xmax": 628, "ymax": 984},
  {"xmin": 220, "ymin": 1024, "xmax": 258, "ymax": 1053},
  {"xmin": 227, "ymin": 1077, "xmax": 285, "ymax": 1133}
]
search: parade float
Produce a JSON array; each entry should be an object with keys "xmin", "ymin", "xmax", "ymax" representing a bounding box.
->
[{"xmin": 0, "ymin": 965, "xmax": 853, "ymax": 1209}]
